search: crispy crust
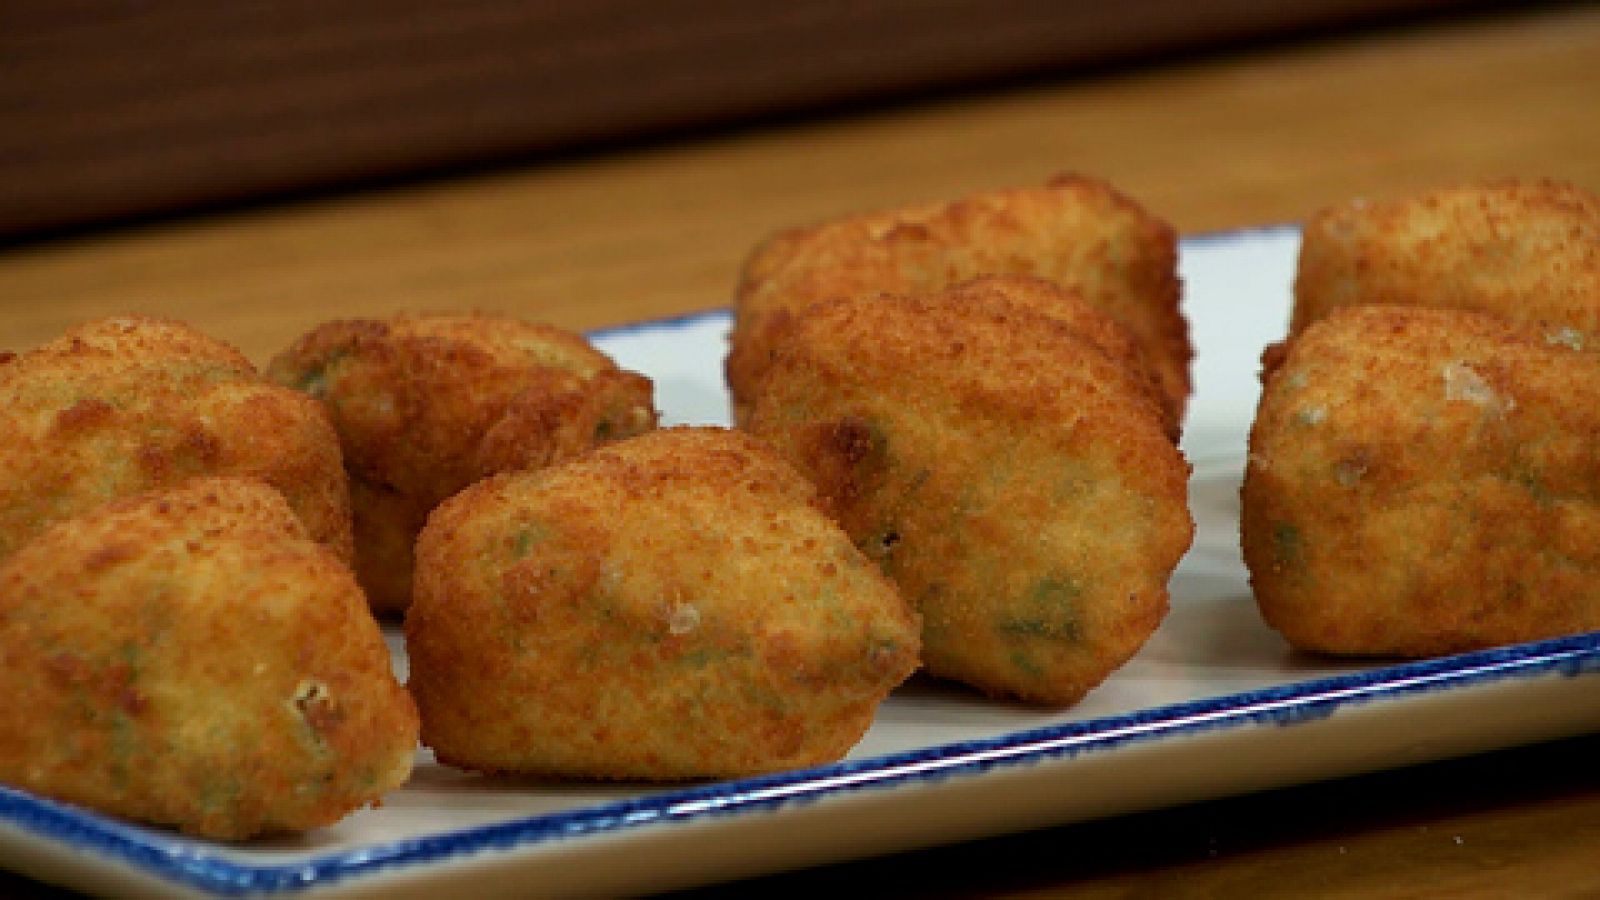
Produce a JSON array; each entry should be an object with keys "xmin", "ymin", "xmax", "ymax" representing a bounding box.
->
[
  {"xmin": 1243, "ymin": 305, "xmax": 1600, "ymax": 656},
  {"xmin": 1292, "ymin": 178, "xmax": 1600, "ymax": 337},
  {"xmin": 920, "ymin": 274, "xmax": 1175, "ymax": 439},
  {"xmin": 0, "ymin": 315, "xmax": 352, "ymax": 564},
  {"xmin": 268, "ymin": 312, "xmax": 657, "ymax": 614},
  {"xmin": 405, "ymin": 427, "xmax": 920, "ymax": 779},
  {"xmin": 742, "ymin": 287, "xmax": 1192, "ymax": 705},
  {"xmin": 727, "ymin": 174, "xmax": 1189, "ymax": 428},
  {"xmin": 0, "ymin": 477, "xmax": 417, "ymax": 840}
]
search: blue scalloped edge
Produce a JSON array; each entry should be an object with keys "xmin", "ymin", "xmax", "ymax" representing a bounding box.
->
[{"xmin": 4, "ymin": 630, "xmax": 1598, "ymax": 896}]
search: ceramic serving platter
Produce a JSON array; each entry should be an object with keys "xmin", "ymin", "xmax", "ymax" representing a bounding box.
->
[{"xmin": 3, "ymin": 226, "xmax": 1598, "ymax": 898}]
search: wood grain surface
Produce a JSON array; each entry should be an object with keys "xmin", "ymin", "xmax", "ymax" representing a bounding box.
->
[{"xmin": 1, "ymin": 3, "xmax": 1597, "ymax": 898}]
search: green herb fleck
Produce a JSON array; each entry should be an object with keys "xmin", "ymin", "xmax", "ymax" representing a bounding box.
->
[
  {"xmin": 999, "ymin": 575, "xmax": 1082, "ymax": 642},
  {"xmin": 1010, "ymin": 650, "xmax": 1043, "ymax": 677},
  {"xmin": 510, "ymin": 524, "xmax": 549, "ymax": 559},
  {"xmin": 1511, "ymin": 465, "xmax": 1555, "ymax": 507},
  {"xmin": 293, "ymin": 350, "xmax": 348, "ymax": 397},
  {"xmin": 1273, "ymin": 522, "xmax": 1303, "ymax": 567}
]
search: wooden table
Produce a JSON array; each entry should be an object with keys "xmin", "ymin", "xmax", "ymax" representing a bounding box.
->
[{"xmin": 3, "ymin": 3, "xmax": 1598, "ymax": 896}]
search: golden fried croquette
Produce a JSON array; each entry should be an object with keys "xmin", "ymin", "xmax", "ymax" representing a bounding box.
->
[
  {"xmin": 742, "ymin": 287, "xmax": 1193, "ymax": 705},
  {"xmin": 405, "ymin": 426, "xmax": 920, "ymax": 779},
  {"xmin": 937, "ymin": 274, "xmax": 1175, "ymax": 439},
  {"xmin": 268, "ymin": 312, "xmax": 657, "ymax": 614},
  {"xmin": 1242, "ymin": 305, "xmax": 1600, "ymax": 657},
  {"xmin": 727, "ymin": 173, "xmax": 1190, "ymax": 428},
  {"xmin": 0, "ymin": 477, "xmax": 418, "ymax": 840},
  {"xmin": 0, "ymin": 315, "xmax": 352, "ymax": 564},
  {"xmin": 1292, "ymin": 178, "xmax": 1600, "ymax": 337}
]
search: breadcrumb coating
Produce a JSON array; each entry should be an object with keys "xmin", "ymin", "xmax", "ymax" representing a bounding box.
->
[
  {"xmin": 1292, "ymin": 178, "xmax": 1600, "ymax": 338},
  {"xmin": 0, "ymin": 314, "xmax": 352, "ymax": 565},
  {"xmin": 1243, "ymin": 305, "xmax": 1600, "ymax": 656},
  {"xmin": 269, "ymin": 312, "xmax": 657, "ymax": 613},
  {"xmin": 727, "ymin": 174, "xmax": 1189, "ymax": 429},
  {"xmin": 743, "ymin": 284, "xmax": 1192, "ymax": 705},
  {"xmin": 405, "ymin": 427, "xmax": 920, "ymax": 779},
  {"xmin": 0, "ymin": 477, "xmax": 417, "ymax": 840}
]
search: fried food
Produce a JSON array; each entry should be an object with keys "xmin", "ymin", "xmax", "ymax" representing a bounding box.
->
[
  {"xmin": 1291, "ymin": 178, "xmax": 1600, "ymax": 337},
  {"xmin": 742, "ymin": 285, "xmax": 1193, "ymax": 705},
  {"xmin": 727, "ymin": 173, "xmax": 1189, "ymax": 429},
  {"xmin": 268, "ymin": 312, "xmax": 657, "ymax": 614},
  {"xmin": 0, "ymin": 477, "xmax": 418, "ymax": 840},
  {"xmin": 1242, "ymin": 305, "xmax": 1600, "ymax": 657},
  {"xmin": 0, "ymin": 315, "xmax": 352, "ymax": 564},
  {"xmin": 405, "ymin": 426, "xmax": 920, "ymax": 779},
  {"xmin": 945, "ymin": 274, "xmax": 1175, "ymax": 439}
]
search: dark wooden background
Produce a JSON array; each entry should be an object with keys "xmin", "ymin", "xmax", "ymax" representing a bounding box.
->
[{"xmin": 1, "ymin": 0, "xmax": 1491, "ymax": 239}]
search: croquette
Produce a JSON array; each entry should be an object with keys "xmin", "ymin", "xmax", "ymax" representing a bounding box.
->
[
  {"xmin": 935, "ymin": 274, "xmax": 1175, "ymax": 440},
  {"xmin": 0, "ymin": 315, "xmax": 352, "ymax": 564},
  {"xmin": 727, "ymin": 173, "xmax": 1190, "ymax": 429},
  {"xmin": 404, "ymin": 426, "xmax": 920, "ymax": 779},
  {"xmin": 1291, "ymin": 178, "xmax": 1600, "ymax": 338},
  {"xmin": 742, "ymin": 285, "xmax": 1193, "ymax": 705},
  {"xmin": 1242, "ymin": 305, "xmax": 1600, "ymax": 657},
  {"xmin": 0, "ymin": 477, "xmax": 418, "ymax": 840},
  {"xmin": 268, "ymin": 312, "xmax": 657, "ymax": 614}
]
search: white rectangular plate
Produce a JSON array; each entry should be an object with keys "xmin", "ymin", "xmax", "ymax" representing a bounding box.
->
[{"xmin": 4, "ymin": 226, "xmax": 1599, "ymax": 898}]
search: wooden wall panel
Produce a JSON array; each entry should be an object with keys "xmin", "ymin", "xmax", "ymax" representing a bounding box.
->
[{"xmin": 0, "ymin": 0, "xmax": 1491, "ymax": 238}]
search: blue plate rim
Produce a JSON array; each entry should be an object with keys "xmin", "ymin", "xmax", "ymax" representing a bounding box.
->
[{"xmin": 3, "ymin": 630, "xmax": 1598, "ymax": 896}]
